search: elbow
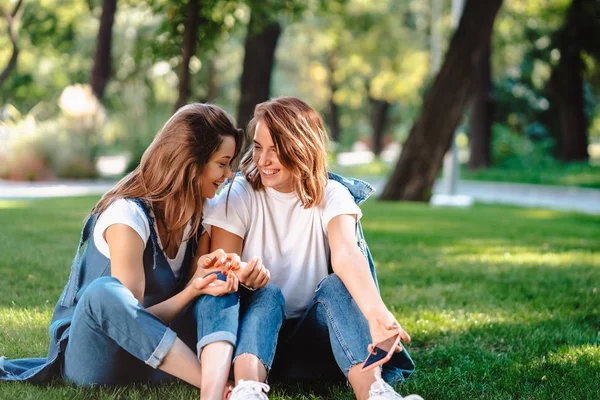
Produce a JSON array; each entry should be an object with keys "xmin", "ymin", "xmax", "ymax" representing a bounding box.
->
[{"xmin": 331, "ymin": 248, "xmax": 368, "ymax": 276}]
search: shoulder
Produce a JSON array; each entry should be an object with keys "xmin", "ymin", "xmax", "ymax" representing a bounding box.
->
[
  {"xmin": 216, "ymin": 176, "xmax": 257, "ymax": 206},
  {"xmin": 323, "ymin": 179, "xmax": 354, "ymax": 203},
  {"xmin": 101, "ymin": 198, "xmax": 148, "ymax": 221}
]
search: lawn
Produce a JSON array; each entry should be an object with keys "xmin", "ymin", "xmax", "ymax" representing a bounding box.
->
[{"xmin": 1, "ymin": 197, "xmax": 599, "ymax": 399}]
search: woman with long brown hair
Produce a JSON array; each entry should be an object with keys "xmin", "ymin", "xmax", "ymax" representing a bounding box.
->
[
  {"xmin": 203, "ymin": 97, "xmax": 422, "ymax": 400},
  {"xmin": 1, "ymin": 103, "xmax": 245, "ymax": 400}
]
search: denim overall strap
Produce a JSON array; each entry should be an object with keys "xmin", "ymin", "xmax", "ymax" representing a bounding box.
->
[
  {"xmin": 130, "ymin": 198, "xmax": 161, "ymax": 270},
  {"xmin": 59, "ymin": 214, "xmax": 97, "ymax": 307}
]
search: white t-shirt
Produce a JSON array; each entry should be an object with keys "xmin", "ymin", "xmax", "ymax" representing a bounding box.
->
[
  {"xmin": 203, "ymin": 177, "xmax": 362, "ymax": 318},
  {"xmin": 93, "ymin": 199, "xmax": 191, "ymax": 279}
]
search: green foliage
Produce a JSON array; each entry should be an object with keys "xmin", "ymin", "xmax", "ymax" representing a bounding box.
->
[
  {"xmin": 491, "ymin": 123, "xmax": 557, "ymax": 169},
  {"xmin": 0, "ymin": 198, "xmax": 599, "ymax": 399},
  {"xmin": 0, "ymin": 88, "xmax": 105, "ymax": 181}
]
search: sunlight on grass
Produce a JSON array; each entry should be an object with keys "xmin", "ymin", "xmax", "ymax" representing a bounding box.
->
[
  {"xmin": 547, "ymin": 344, "xmax": 600, "ymax": 367},
  {"xmin": 516, "ymin": 209, "xmax": 563, "ymax": 220},
  {"xmin": 408, "ymin": 310, "xmax": 512, "ymax": 336},
  {"xmin": 0, "ymin": 306, "xmax": 53, "ymax": 329},
  {"xmin": 448, "ymin": 248, "xmax": 599, "ymax": 268},
  {"xmin": 0, "ymin": 307, "xmax": 52, "ymax": 356},
  {"xmin": 0, "ymin": 200, "xmax": 28, "ymax": 209}
]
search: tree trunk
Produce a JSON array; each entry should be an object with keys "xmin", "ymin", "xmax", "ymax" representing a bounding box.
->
[
  {"xmin": 89, "ymin": 0, "xmax": 117, "ymax": 100},
  {"xmin": 175, "ymin": 0, "xmax": 200, "ymax": 111},
  {"xmin": 549, "ymin": 0, "xmax": 589, "ymax": 162},
  {"xmin": 204, "ymin": 59, "xmax": 218, "ymax": 103},
  {"xmin": 380, "ymin": 0, "xmax": 503, "ymax": 201},
  {"xmin": 370, "ymin": 98, "xmax": 391, "ymax": 157},
  {"xmin": 468, "ymin": 37, "xmax": 493, "ymax": 169},
  {"xmin": 236, "ymin": 10, "xmax": 281, "ymax": 131},
  {"xmin": 327, "ymin": 52, "xmax": 340, "ymax": 143},
  {"xmin": 0, "ymin": 0, "xmax": 25, "ymax": 93}
]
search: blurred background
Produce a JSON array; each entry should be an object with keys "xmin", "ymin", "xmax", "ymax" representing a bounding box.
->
[{"xmin": 1, "ymin": 0, "xmax": 599, "ymax": 204}]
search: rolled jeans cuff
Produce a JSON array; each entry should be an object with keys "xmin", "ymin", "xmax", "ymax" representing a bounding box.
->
[
  {"xmin": 145, "ymin": 327, "xmax": 177, "ymax": 369},
  {"xmin": 196, "ymin": 331, "xmax": 237, "ymax": 360}
]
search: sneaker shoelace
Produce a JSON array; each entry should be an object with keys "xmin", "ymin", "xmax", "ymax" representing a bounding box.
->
[
  {"xmin": 369, "ymin": 378, "xmax": 404, "ymax": 399},
  {"xmin": 229, "ymin": 380, "xmax": 270, "ymax": 400}
]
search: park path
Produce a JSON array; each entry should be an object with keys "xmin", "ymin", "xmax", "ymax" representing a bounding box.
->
[{"xmin": 1, "ymin": 178, "xmax": 599, "ymax": 215}]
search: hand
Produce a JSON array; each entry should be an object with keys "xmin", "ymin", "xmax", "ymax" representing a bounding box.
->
[
  {"xmin": 196, "ymin": 249, "xmax": 241, "ymax": 278},
  {"xmin": 234, "ymin": 256, "xmax": 270, "ymax": 289},
  {"xmin": 367, "ymin": 309, "xmax": 411, "ymax": 353},
  {"xmin": 191, "ymin": 271, "xmax": 239, "ymax": 297}
]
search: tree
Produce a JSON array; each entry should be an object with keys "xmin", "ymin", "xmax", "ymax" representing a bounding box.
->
[
  {"xmin": 0, "ymin": 0, "xmax": 25, "ymax": 93},
  {"xmin": 90, "ymin": 0, "xmax": 117, "ymax": 100},
  {"xmin": 548, "ymin": 0, "xmax": 600, "ymax": 162},
  {"xmin": 236, "ymin": 6, "xmax": 281, "ymax": 130},
  {"xmin": 381, "ymin": 0, "xmax": 503, "ymax": 201},
  {"xmin": 175, "ymin": 0, "xmax": 200, "ymax": 110},
  {"xmin": 468, "ymin": 36, "xmax": 494, "ymax": 169},
  {"xmin": 369, "ymin": 96, "xmax": 391, "ymax": 157}
]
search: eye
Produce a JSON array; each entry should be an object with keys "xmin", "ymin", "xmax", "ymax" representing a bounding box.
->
[{"xmin": 218, "ymin": 162, "xmax": 227, "ymax": 167}]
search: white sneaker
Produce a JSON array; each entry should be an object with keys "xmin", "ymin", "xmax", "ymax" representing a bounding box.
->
[
  {"xmin": 368, "ymin": 378, "xmax": 424, "ymax": 400},
  {"xmin": 227, "ymin": 379, "xmax": 270, "ymax": 400}
]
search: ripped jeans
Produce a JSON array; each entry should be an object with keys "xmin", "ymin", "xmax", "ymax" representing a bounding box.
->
[{"xmin": 201, "ymin": 273, "xmax": 413, "ymax": 384}]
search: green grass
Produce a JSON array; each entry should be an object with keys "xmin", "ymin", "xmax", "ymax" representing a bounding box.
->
[
  {"xmin": 329, "ymin": 160, "xmax": 600, "ymax": 189},
  {"xmin": 461, "ymin": 162, "xmax": 600, "ymax": 189},
  {"xmin": 1, "ymin": 197, "xmax": 599, "ymax": 399}
]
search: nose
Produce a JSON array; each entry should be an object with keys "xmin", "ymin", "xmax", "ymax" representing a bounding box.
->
[
  {"xmin": 224, "ymin": 165, "xmax": 234, "ymax": 179},
  {"xmin": 257, "ymin": 151, "xmax": 271, "ymax": 166}
]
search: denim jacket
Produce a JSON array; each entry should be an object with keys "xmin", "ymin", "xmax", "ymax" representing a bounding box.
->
[
  {"xmin": 328, "ymin": 172, "xmax": 415, "ymax": 382},
  {"xmin": 0, "ymin": 199, "xmax": 197, "ymax": 383}
]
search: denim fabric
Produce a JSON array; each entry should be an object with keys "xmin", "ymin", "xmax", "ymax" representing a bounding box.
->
[
  {"xmin": 62, "ymin": 277, "xmax": 178, "ymax": 385},
  {"xmin": 0, "ymin": 199, "xmax": 205, "ymax": 384},
  {"xmin": 194, "ymin": 272, "xmax": 240, "ymax": 357},
  {"xmin": 234, "ymin": 283, "xmax": 286, "ymax": 369},
  {"xmin": 272, "ymin": 274, "xmax": 415, "ymax": 384}
]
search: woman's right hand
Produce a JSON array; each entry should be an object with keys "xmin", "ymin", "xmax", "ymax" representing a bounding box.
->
[{"xmin": 191, "ymin": 271, "xmax": 239, "ymax": 297}]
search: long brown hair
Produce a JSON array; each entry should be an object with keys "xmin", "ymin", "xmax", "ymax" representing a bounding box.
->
[
  {"xmin": 240, "ymin": 97, "xmax": 329, "ymax": 208},
  {"xmin": 92, "ymin": 103, "xmax": 243, "ymax": 249}
]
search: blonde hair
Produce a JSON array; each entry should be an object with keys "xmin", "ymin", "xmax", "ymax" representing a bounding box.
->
[
  {"xmin": 92, "ymin": 103, "xmax": 243, "ymax": 250},
  {"xmin": 240, "ymin": 97, "xmax": 328, "ymax": 208}
]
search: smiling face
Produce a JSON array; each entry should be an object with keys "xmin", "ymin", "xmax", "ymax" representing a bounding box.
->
[
  {"xmin": 252, "ymin": 119, "xmax": 294, "ymax": 193},
  {"xmin": 199, "ymin": 135, "xmax": 236, "ymax": 198}
]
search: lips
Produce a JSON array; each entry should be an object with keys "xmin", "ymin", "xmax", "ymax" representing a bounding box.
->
[{"xmin": 261, "ymin": 169, "xmax": 280, "ymax": 177}]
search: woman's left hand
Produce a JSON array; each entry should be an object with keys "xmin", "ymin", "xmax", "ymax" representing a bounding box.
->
[
  {"xmin": 367, "ymin": 309, "xmax": 411, "ymax": 353},
  {"xmin": 191, "ymin": 270, "xmax": 239, "ymax": 297}
]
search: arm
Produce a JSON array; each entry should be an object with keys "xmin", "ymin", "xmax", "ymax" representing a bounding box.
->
[
  {"xmin": 106, "ymin": 224, "xmax": 236, "ymax": 323},
  {"xmin": 328, "ymin": 214, "xmax": 411, "ymax": 347}
]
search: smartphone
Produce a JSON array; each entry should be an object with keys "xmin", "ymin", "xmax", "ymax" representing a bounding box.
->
[{"xmin": 361, "ymin": 333, "xmax": 401, "ymax": 371}]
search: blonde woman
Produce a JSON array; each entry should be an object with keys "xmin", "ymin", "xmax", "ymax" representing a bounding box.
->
[
  {"xmin": 203, "ymin": 97, "xmax": 422, "ymax": 400},
  {"xmin": 1, "ymin": 104, "xmax": 245, "ymax": 400}
]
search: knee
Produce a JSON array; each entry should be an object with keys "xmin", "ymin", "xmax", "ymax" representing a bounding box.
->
[
  {"xmin": 194, "ymin": 291, "xmax": 239, "ymax": 316},
  {"xmin": 79, "ymin": 276, "xmax": 135, "ymax": 314},
  {"xmin": 315, "ymin": 273, "xmax": 347, "ymax": 298}
]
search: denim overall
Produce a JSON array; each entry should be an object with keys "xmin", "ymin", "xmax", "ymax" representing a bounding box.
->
[
  {"xmin": 197, "ymin": 172, "xmax": 416, "ymax": 385},
  {"xmin": 0, "ymin": 199, "xmax": 226, "ymax": 384}
]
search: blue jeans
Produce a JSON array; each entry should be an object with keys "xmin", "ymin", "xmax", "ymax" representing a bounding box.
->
[
  {"xmin": 238, "ymin": 274, "xmax": 413, "ymax": 384},
  {"xmin": 62, "ymin": 276, "xmax": 239, "ymax": 386}
]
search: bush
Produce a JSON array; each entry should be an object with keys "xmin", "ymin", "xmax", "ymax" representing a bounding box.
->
[
  {"xmin": 491, "ymin": 123, "xmax": 557, "ymax": 169},
  {"xmin": 0, "ymin": 85, "xmax": 105, "ymax": 181}
]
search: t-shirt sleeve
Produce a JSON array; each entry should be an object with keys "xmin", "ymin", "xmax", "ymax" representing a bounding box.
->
[
  {"xmin": 93, "ymin": 199, "xmax": 151, "ymax": 259},
  {"xmin": 202, "ymin": 179, "xmax": 252, "ymax": 239},
  {"xmin": 321, "ymin": 180, "xmax": 363, "ymax": 232}
]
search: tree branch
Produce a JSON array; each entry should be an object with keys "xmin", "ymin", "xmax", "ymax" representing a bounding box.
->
[{"xmin": 0, "ymin": 0, "xmax": 26, "ymax": 90}]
